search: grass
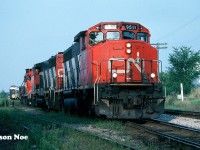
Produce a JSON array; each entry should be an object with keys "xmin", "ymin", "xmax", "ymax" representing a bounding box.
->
[
  {"xmin": 39, "ymin": 111, "xmax": 125, "ymax": 134},
  {"xmin": 0, "ymin": 105, "xmax": 165, "ymax": 149},
  {"xmin": 0, "ymin": 98, "xmax": 180, "ymax": 149},
  {"xmin": 165, "ymin": 88, "xmax": 200, "ymax": 111},
  {"xmin": 0, "ymin": 98, "xmax": 9, "ymax": 107},
  {"xmin": 0, "ymin": 107, "xmax": 126, "ymax": 150},
  {"xmin": 40, "ymin": 127, "xmax": 124, "ymax": 150}
]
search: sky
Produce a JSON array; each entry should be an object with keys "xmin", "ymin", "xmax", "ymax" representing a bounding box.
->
[{"xmin": 0, "ymin": 0, "xmax": 200, "ymax": 92}]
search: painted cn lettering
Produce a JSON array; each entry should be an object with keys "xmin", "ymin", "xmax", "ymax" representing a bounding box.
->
[{"xmin": 108, "ymin": 58, "xmax": 143, "ymax": 73}]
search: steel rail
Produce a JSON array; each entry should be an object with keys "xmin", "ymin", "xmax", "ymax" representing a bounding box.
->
[
  {"xmin": 164, "ymin": 109, "xmax": 200, "ymax": 119},
  {"xmin": 152, "ymin": 118, "xmax": 200, "ymax": 133},
  {"xmin": 126, "ymin": 121, "xmax": 200, "ymax": 149}
]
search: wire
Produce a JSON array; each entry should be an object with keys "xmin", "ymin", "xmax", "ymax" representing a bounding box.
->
[
  {"xmin": 157, "ymin": 14, "xmax": 200, "ymax": 41},
  {"xmin": 170, "ymin": 32, "xmax": 200, "ymax": 46},
  {"xmin": 183, "ymin": 37, "xmax": 200, "ymax": 45}
]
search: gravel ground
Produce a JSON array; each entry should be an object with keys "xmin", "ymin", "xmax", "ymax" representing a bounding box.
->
[
  {"xmin": 61, "ymin": 123, "xmax": 147, "ymax": 149},
  {"xmin": 157, "ymin": 114, "xmax": 200, "ymax": 130}
]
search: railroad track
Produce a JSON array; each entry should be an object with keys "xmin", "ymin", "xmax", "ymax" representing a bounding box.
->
[
  {"xmin": 126, "ymin": 119, "xmax": 200, "ymax": 150},
  {"xmin": 164, "ymin": 109, "xmax": 200, "ymax": 119}
]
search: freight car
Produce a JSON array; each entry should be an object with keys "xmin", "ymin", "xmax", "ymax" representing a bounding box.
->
[{"xmin": 20, "ymin": 22, "xmax": 165, "ymax": 119}]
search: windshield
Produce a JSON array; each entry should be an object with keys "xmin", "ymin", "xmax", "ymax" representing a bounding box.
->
[
  {"xmin": 106, "ymin": 32, "xmax": 120, "ymax": 40},
  {"xmin": 137, "ymin": 32, "xmax": 148, "ymax": 42},
  {"xmin": 123, "ymin": 31, "xmax": 135, "ymax": 39},
  {"xmin": 89, "ymin": 32, "xmax": 104, "ymax": 46}
]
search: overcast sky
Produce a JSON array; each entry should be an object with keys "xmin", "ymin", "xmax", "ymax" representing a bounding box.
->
[{"xmin": 0, "ymin": 0, "xmax": 200, "ymax": 91}]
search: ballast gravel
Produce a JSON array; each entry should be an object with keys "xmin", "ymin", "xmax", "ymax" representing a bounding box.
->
[{"xmin": 157, "ymin": 114, "xmax": 200, "ymax": 130}]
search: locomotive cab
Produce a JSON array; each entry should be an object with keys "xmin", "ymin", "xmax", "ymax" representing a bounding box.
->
[{"xmin": 85, "ymin": 22, "xmax": 161, "ymax": 84}]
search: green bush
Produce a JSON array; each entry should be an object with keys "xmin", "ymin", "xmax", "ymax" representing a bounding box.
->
[
  {"xmin": 188, "ymin": 88, "xmax": 200, "ymax": 99},
  {"xmin": 165, "ymin": 88, "xmax": 200, "ymax": 111},
  {"xmin": 0, "ymin": 98, "xmax": 9, "ymax": 107}
]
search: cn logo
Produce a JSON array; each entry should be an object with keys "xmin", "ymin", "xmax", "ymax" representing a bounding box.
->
[
  {"xmin": 58, "ymin": 69, "xmax": 64, "ymax": 77},
  {"xmin": 108, "ymin": 58, "xmax": 144, "ymax": 73}
]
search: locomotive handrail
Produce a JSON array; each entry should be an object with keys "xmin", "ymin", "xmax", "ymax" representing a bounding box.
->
[
  {"xmin": 105, "ymin": 58, "xmax": 163, "ymax": 83},
  {"xmin": 108, "ymin": 58, "xmax": 126, "ymax": 83},
  {"xmin": 96, "ymin": 76, "xmax": 101, "ymax": 103},
  {"xmin": 140, "ymin": 59, "xmax": 162, "ymax": 83},
  {"xmin": 92, "ymin": 61, "xmax": 99, "ymax": 105}
]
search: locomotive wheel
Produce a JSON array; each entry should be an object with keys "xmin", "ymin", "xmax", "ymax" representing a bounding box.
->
[
  {"xmin": 54, "ymin": 93, "xmax": 63, "ymax": 112},
  {"xmin": 20, "ymin": 99, "xmax": 23, "ymax": 104},
  {"xmin": 31, "ymin": 98, "xmax": 36, "ymax": 107}
]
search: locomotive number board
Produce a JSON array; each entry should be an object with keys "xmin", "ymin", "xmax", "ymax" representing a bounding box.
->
[{"xmin": 124, "ymin": 24, "xmax": 137, "ymax": 30}]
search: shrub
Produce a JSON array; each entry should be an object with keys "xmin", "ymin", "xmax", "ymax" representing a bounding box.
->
[{"xmin": 0, "ymin": 98, "xmax": 9, "ymax": 107}]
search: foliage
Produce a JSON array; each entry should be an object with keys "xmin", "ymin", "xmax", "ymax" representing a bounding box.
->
[
  {"xmin": 160, "ymin": 71, "xmax": 171, "ymax": 94},
  {"xmin": 0, "ymin": 108, "xmax": 128, "ymax": 150},
  {"xmin": 0, "ymin": 98, "xmax": 9, "ymax": 107},
  {"xmin": 0, "ymin": 90, "xmax": 6, "ymax": 98},
  {"xmin": 188, "ymin": 88, "xmax": 200, "ymax": 99},
  {"xmin": 165, "ymin": 88, "xmax": 200, "ymax": 111},
  {"xmin": 163, "ymin": 46, "xmax": 200, "ymax": 94},
  {"xmin": 165, "ymin": 98, "xmax": 200, "ymax": 111}
]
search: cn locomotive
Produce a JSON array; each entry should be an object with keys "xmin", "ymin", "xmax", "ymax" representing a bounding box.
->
[
  {"xmin": 20, "ymin": 22, "xmax": 165, "ymax": 119},
  {"xmin": 9, "ymin": 85, "xmax": 19, "ymax": 100}
]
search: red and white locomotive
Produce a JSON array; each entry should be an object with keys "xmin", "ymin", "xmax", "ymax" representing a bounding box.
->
[{"xmin": 20, "ymin": 22, "xmax": 165, "ymax": 119}]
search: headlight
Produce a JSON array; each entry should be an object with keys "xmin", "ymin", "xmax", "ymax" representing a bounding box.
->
[
  {"xmin": 126, "ymin": 43, "xmax": 131, "ymax": 48},
  {"xmin": 126, "ymin": 49, "xmax": 132, "ymax": 54},
  {"xmin": 12, "ymin": 94, "xmax": 15, "ymax": 99},
  {"xmin": 113, "ymin": 72, "xmax": 118, "ymax": 78},
  {"xmin": 151, "ymin": 73, "xmax": 156, "ymax": 78}
]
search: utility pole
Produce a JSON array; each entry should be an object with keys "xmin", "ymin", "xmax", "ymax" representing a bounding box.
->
[
  {"xmin": 151, "ymin": 43, "xmax": 168, "ymax": 59},
  {"xmin": 180, "ymin": 83, "xmax": 184, "ymax": 101},
  {"xmin": 151, "ymin": 43, "xmax": 168, "ymax": 50},
  {"xmin": 151, "ymin": 43, "xmax": 168, "ymax": 94},
  {"xmin": 151, "ymin": 43, "xmax": 168, "ymax": 75},
  {"xmin": 151, "ymin": 42, "xmax": 168, "ymax": 62}
]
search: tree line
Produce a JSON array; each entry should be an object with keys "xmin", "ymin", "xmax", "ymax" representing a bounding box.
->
[
  {"xmin": 0, "ymin": 90, "xmax": 7, "ymax": 99},
  {"xmin": 161, "ymin": 46, "xmax": 200, "ymax": 95}
]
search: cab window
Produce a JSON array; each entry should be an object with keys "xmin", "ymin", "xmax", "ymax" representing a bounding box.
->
[
  {"xmin": 106, "ymin": 32, "xmax": 120, "ymax": 40},
  {"xmin": 123, "ymin": 31, "xmax": 135, "ymax": 39},
  {"xmin": 137, "ymin": 32, "xmax": 148, "ymax": 42},
  {"xmin": 89, "ymin": 32, "xmax": 103, "ymax": 46}
]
